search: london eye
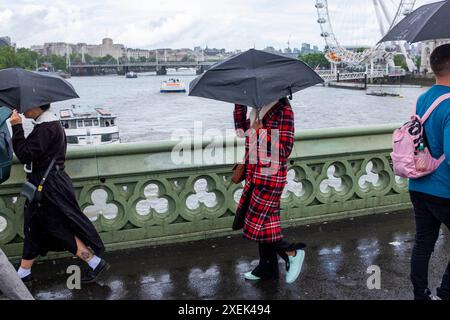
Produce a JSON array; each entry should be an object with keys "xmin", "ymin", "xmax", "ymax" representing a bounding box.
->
[{"xmin": 315, "ymin": 0, "xmax": 430, "ymax": 71}]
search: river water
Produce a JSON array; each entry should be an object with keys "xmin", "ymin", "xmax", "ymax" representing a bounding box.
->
[{"xmin": 50, "ymin": 69, "xmax": 428, "ymax": 143}]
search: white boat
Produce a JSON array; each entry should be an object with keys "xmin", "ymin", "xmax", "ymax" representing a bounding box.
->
[
  {"xmin": 59, "ymin": 105, "xmax": 120, "ymax": 146},
  {"xmin": 160, "ymin": 78, "xmax": 186, "ymax": 93},
  {"xmin": 36, "ymin": 68, "xmax": 71, "ymax": 79},
  {"xmin": 126, "ymin": 71, "xmax": 138, "ymax": 78}
]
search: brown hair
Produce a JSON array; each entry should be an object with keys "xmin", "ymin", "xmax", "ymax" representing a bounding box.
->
[{"xmin": 431, "ymin": 44, "xmax": 450, "ymax": 77}]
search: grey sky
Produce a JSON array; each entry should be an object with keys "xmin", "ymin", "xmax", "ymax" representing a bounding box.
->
[{"xmin": 0, "ymin": 0, "xmax": 437, "ymax": 50}]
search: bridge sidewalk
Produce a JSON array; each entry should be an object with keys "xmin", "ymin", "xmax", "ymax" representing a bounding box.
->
[{"xmin": 5, "ymin": 210, "xmax": 450, "ymax": 300}]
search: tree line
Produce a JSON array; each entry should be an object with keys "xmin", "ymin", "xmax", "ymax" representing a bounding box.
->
[
  {"xmin": 1, "ymin": 46, "xmax": 419, "ymax": 72},
  {"xmin": 0, "ymin": 46, "xmax": 124, "ymax": 71},
  {"xmin": 299, "ymin": 52, "xmax": 421, "ymax": 71},
  {"xmin": 0, "ymin": 46, "xmax": 67, "ymax": 71},
  {"xmin": 299, "ymin": 52, "xmax": 331, "ymax": 69}
]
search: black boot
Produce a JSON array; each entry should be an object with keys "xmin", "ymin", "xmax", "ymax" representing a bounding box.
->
[
  {"xmin": 15, "ymin": 264, "xmax": 35, "ymax": 285},
  {"xmin": 81, "ymin": 259, "xmax": 110, "ymax": 284},
  {"xmin": 21, "ymin": 274, "xmax": 34, "ymax": 284}
]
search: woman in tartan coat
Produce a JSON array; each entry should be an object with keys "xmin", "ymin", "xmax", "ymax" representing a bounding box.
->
[{"xmin": 234, "ymin": 98, "xmax": 306, "ymax": 283}]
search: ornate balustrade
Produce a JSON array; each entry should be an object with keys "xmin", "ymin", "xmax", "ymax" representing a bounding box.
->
[{"xmin": 0, "ymin": 124, "xmax": 409, "ymax": 259}]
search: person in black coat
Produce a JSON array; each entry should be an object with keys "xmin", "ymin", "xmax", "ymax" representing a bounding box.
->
[{"xmin": 9, "ymin": 104, "xmax": 109, "ymax": 284}]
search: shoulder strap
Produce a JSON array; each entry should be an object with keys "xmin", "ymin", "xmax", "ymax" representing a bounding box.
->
[
  {"xmin": 37, "ymin": 158, "xmax": 56, "ymax": 192},
  {"xmin": 420, "ymin": 93, "xmax": 450, "ymax": 123}
]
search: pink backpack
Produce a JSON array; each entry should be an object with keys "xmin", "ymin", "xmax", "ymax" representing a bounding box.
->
[{"xmin": 391, "ymin": 93, "xmax": 450, "ymax": 179}]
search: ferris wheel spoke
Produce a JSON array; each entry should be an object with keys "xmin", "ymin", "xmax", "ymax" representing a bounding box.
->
[{"xmin": 315, "ymin": 0, "xmax": 417, "ymax": 67}]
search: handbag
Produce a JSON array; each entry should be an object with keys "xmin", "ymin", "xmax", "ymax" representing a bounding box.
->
[
  {"xmin": 20, "ymin": 158, "xmax": 56, "ymax": 204},
  {"xmin": 231, "ymin": 163, "xmax": 246, "ymax": 184},
  {"xmin": 231, "ymin": 149, "xmax": 249, "ymax": 184}
]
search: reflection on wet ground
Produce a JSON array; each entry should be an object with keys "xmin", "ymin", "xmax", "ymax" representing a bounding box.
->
[{"xmin": 21, "ymin": 210, "xmax": 450, "ymax": 300}]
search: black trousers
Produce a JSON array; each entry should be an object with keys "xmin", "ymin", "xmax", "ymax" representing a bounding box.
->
[
  {"xmin": 251, "ymin": 240, "xmax": 306, "ymax": 280},
  {"xmin": 410, "ymin": 191, "xmax": 450, "ymax": 300}
]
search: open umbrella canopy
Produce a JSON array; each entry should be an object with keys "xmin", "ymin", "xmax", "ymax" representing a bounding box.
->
[
  {"xmin": 378, "ymin": 0, "xmax": 450, "ymax": 44},
  {"xmin": 189, "ymin": 49, "xmax": 324, "ymax": 109},
  {"xmin": 0, "ymin": 68, "xmax": 79, "ymax": 113}
]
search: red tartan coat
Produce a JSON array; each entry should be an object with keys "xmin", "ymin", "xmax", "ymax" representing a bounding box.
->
[{"xmin": 233, "ymin": 100, "xmax": 295, "ymax": 243}]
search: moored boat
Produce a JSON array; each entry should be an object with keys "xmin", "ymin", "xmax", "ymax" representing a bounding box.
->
[
  {"xmin": 126, "ymin": 71, "xmax": 138, "ymax": 78},
  {"xmin": 59, "ymin": 105, "xmax": 120, "ymax": 146},
  {"xmin": 366, "ymin": 90, "xmax": 402, "ymax": 98},
  {"xmin": 160, "ymin": 78, "xmax": 186, "ymax": 93}
]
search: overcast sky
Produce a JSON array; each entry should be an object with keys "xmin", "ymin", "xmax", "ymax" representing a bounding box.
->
[{"xmin": 0, "ymin": 0, "xmax": 437, "ymax": 50}]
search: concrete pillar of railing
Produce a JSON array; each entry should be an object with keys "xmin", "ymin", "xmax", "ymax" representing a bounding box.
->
[{"xmin": 0, "ymin": 249, "xmax": 34, "ymax": 300}]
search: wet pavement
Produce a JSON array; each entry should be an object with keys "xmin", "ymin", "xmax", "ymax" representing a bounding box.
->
[{"xmin": 8, "ymin": 210, "xmax": 450, "ymax": 300}]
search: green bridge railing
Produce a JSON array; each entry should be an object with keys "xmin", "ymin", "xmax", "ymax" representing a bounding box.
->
[{"xmin": 0, "ymin": 124, "xmax": 410, "ymax": 259}]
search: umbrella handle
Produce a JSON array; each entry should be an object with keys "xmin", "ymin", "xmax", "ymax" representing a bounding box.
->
[
  {"xmin": 288, "ymin": 87, "xmax": 293, "ymax": 100},
  {"xmin": 256, "ymin": 109, "xmax": 260, "ymax": 121}
]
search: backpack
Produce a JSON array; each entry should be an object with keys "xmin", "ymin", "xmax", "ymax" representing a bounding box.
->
[
  {"xmin": 0, "ymin": 107, "xmax": 13, "ymax": 184},
  {"xmin": 391, "ymin": 93, "xmax": 450, "ymax": 179}
]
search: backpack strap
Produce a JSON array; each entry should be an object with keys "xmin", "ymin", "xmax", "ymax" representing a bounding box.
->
[
  {"xmin": 416, "ymin": 93, "xmax": 450, "ymax": 164},
  {"xmin": 420, "ymin": 93, "xmax": 450, "ymax": 124},
  {"xmin": 0, "ymin": 107, "xmax": 12, "ymax": 125}
]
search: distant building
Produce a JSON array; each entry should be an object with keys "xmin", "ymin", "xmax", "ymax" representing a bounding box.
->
[
  {"xmin": 301, "ymin": 43, "xmax": 311, "ymax": 51},
  {"xmin": 204, "ymin": 46, "xmax": 226, "ymax": 56},
  {"xmin": 264, "ymin": 46, "xmax": 276, "ymax": 53},
  {"xmin": 32, "ymin": 38, "xmax": 125, "ymax": 60},
  {"xmin": 28, "ymin": 39, "xmax": 236, "ymax": 63},
  {"xmin": 199, "ymin": 46, "xmax": 231, "ymax": 61},
  {"xmin": 126, "ymin": 48, "xmax": 151, "ymax": 60},
  {"xmin": 420, "ymin": 39, "xmax": 450, "ymax": 73},
  {"xmin": 300, "ymin": 43, "xmax": 320, "ymax": 55},
  {"xmin": 41, "ymin": 42, "xmax": 71, "ymax": 56},
  {"xmin": 30, "ymin": 45, "xmax": 44, "ymax": 55},
  {"xmin": 0, "ymin": 38, "xmax": 9, "ymax": 48},
  {"xmin": 0, "ymin": 36, "xmax": 15, "ymax": 49},
  {"xmin": 84, "ymin": 38, "xmax": 124, "ymax": 59}
]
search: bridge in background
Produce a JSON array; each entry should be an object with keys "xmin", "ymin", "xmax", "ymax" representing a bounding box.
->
[
  {"xmin": 68, "ymin": 61, "xmax": 216, "ymax": 76},
  {"xmin": 316, "ymin": 68, "xmax": 406, "ymax": 83},
  {"xmin": 69, "ymin": 61, "xmax": 404, "ymax": 84}
]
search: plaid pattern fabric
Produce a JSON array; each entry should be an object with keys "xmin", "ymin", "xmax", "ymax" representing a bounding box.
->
[{"xmin": 233, "ymin": 101, "xmax": 295, "ymax": 243}]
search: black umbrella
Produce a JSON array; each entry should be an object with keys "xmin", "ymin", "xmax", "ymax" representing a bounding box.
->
[
  {"xmin": 378, "ymin": 0, "xmax": 450, "ymax": 44},
  {"xmin": 189, "ymin": 49, "xmax": 324, "ymax": 109},
  {"xmin": 0, "ymin": 68, "xmax": 79, "ymax": 113}
]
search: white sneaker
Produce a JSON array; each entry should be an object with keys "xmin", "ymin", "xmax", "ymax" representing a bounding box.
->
[
  {"xmin": 244, "ymin": 272, "xmax": 261, "ymax": 281},
  {"xmin": 286, "ymin": 250, "xmax": 305, "ymax": 284}
]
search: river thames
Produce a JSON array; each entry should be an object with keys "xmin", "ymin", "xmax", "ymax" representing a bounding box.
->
[{"xmin": 46, "ymin": 70, "xmax": 428, "ymax": 143}]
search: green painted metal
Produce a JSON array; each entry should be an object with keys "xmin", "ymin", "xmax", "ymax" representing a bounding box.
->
[{"xmin": 0, "ymin": 124, "xmax": 409, "ymax": 259}]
